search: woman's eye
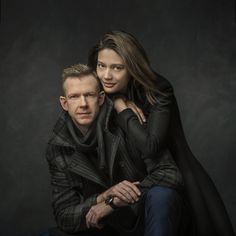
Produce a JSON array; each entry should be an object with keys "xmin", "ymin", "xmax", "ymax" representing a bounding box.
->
[
  {"xmin": 97, "ymin": 63, "xmax": 105, "ymax": 69},
  {"xmin": 113, "ymin": 66, "xmax": 123, "ymax": 71}
]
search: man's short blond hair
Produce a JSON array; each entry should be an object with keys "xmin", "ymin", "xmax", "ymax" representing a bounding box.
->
[{"xmin": 62, "ymin": 64, "xmax": 102, "ymax": 93}]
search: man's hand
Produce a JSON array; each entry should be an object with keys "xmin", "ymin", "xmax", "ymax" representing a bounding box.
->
[
  {"xmin": 97, "ymin": 180, "xmax": 141, "ymax": 204},
  {"xmin": 85, "ymin": 202, "xmax": 113, "ymax": 229}
]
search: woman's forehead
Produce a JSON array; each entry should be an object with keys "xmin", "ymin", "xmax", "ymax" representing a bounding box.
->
[{"xmin": 97, "ymin": 49, "xmax": 124, "ymax": 64}]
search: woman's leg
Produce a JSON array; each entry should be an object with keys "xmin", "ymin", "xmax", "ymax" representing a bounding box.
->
[{"xmin": 144, "ymin": 186, "xmax": 183, "ymax": 236}]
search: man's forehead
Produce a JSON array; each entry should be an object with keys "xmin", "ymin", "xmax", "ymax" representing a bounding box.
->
[
  {"xmin": 64, "ymin": 75, "xmax": 99, "ymax": 93},
  {"xmin": 66, "ymin": 74, "xmax": 96, "ymax": 81}
]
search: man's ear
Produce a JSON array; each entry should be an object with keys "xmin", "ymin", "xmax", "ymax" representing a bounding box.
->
[
  {"xmin": 98, "ymin": 91, "xmax": 105, "ymax": 106},
  {"xmin": 59, "ymin": 96, "xmax": 68, "ymax": 111}
]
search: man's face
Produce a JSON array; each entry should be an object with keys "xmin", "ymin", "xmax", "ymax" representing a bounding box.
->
[{"xmin": 60, "ymin": 75, "xmax": 104, "ymax": 135}]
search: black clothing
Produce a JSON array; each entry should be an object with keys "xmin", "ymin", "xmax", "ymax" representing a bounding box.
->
[
  {"xmin": 46, "ymin": 97, "xmax": 182, "ymax": 235},
  {"xmin": 116, "ymin": 75, "xmax": 235, "ymax": 236}
]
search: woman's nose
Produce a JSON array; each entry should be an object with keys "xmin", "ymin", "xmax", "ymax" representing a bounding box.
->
[{"xmin": 104, "ymin": 68, "xmax": 112, "ymax": 80}]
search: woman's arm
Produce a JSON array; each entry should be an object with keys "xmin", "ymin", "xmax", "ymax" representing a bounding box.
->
[{"xmin": 115, "ymin": 86, "xmax": 174, "ymax": 160}]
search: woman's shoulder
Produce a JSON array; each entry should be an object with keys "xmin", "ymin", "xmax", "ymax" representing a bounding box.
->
[
  {"xmin": 154, "ymin": 72, "xmax": 173, "ymax": 93},
  {"xmin": 147, "ymin": 73, "xmax": 175, "ymax": 111}
]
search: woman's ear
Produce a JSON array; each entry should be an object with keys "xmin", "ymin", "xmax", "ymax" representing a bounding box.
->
[
  {"xmin": 98, "ymin": 91, "xmax": 105, "ymax": 106},
  {"xmin": 59, "ymin": 96, "xmax": 68, "ymax": 111}
]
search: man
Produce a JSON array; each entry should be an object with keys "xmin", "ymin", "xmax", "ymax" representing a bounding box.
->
[{"xmin": 46, "ymin": 64, "xmax": 145, "ymax": 236}]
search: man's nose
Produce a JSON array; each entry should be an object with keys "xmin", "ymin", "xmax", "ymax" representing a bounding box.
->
[
  {"xmin": 104, "ymin": 68, "xmax": 112, "ymax": 80},
  {"xmin": 79, "ymin": 96, "xmax": 88, "ymax": 107}
]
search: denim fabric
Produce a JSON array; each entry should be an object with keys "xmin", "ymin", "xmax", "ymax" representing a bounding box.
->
[
  {"xmin": 43, "ymin": 226, "xmax": 120, "ymax": 236},
  {"xmin": 144, "ymin": 186, "xmax": 183, "ymax": 236}
]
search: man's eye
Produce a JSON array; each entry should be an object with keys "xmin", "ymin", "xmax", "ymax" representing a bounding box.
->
[
  {"xmin": 69, "ymin": 95, "xmax": 79, "ymax": 99},
  {"xmin": 85, "ymin": 93, "xmax": 95, "ymax": 97}
]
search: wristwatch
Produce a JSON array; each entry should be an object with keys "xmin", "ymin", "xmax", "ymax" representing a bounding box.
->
[{"xmin": 105, "ymin": 195, "xmax": 118, "ymax": 209}]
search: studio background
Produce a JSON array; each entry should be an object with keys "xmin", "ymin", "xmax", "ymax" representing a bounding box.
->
[{"xmin": 0, "ymin": 0, "xmax": 235, "ymax": 235}]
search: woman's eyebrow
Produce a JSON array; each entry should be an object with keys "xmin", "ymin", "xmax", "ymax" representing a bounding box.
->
[{"xmin": 98, "ymin": 61, "xmax": 124, "ymax": 66}]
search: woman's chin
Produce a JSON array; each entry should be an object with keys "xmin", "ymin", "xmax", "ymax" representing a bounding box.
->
[{"xmin": 103, "ymin": 88, "xmax": 116, "ymax": 94}]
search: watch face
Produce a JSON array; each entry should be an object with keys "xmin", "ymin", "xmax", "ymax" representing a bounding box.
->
[{"xmin": 105, "ymin": 195, "xmax": 113, "ymax": 205}]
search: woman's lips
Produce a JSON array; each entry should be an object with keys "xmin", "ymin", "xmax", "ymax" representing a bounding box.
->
[{"xmin": 103, "ymin": 82, "xmax": 116, "ymax": 88}]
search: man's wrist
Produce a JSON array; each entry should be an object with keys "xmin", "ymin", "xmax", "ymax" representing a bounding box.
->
[
  {"xmin": 105, "ymin": 195, "xmax": 118, "ymax": 210},
  {"xmin": 96, "ymin": 193, "xmax": 106, "ymax": 204}
]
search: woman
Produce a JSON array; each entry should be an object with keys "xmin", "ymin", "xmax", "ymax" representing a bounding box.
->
[{"xmin": 88, "ymin": 30, "xmax": 235, "ymax": 236}]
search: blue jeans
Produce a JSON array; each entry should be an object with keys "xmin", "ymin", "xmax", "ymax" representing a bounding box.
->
[
  {"xmin": 40, "ymin": 226, "xmax": 120, "ymax": 236},
  {"xmin": 144, "ymin": 186, "xmax": 183, "ymax": 236}
]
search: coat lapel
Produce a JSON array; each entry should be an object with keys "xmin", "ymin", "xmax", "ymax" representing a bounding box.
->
[
  {"xmin": 96, "ymin": 98, "xmax": 121, "ymax": 184},
  {"xmin": 104, "ymin": 131, "xmax": 120, "ymax": 183},
  {"xmin": 68, "ymin": 151, "xmax": 108, "ymax": 188}
]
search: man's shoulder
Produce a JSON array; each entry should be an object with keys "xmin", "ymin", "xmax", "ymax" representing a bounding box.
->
[
  {"xmin": 47, "ymin": 111, "xmax": 74, "ymax": 147},
  {"xmin": 45, "ymin": 143, "xmax": 60, "ymax": 162},
  {"xmin": 45, "ymin": 143, "xmax": 74, "ymax": 171},
  {"xmin": 46, "ymin": 111, "xmax": 75, "ymax": 161}
]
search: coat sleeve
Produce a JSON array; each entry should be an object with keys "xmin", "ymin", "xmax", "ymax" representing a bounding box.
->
[
  {"xmin": 46, "ymin": 145, "xmax": 98, "ymax": 233},
  {"xmin": 116, "ymin": 85, "xmax": 184, "ymax": 190},
  {"xmin": 116, "ymin": 85, "xmax": 174, "ymax": 161}
]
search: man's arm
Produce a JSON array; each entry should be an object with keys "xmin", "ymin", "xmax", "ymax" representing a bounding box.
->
[
  {"xmin": 96, "ymin": 180, "xmax": 141, "ymax": 204},
  {"xmin": 46, "ymin": 145, "xmax": 98, "ymax": 233},
  {"xmin": 47, "ymin": 145, "xmax": 141, "ymax": 232},
  {"xmin": 86, "ymin": 181, "xmax": 141, "ymax": 229}
]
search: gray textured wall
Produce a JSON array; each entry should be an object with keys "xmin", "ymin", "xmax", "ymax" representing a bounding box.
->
[{"xmin": 0, "ymin": 0, "xmax": 235, "ymax": 235}]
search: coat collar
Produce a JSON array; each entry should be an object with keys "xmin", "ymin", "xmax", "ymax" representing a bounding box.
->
[
  {"xmin": 48, "ymin": 97, "xmax": 120, "ymax": 187},
  {"xmin": 48, "ymin": 97, "xmax": 113, "ymax": 147}
]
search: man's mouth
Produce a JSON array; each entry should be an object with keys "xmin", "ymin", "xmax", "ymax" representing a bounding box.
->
[{"xmin": 77, "ymin": 112, "xmax": 91, "ymax": 116}]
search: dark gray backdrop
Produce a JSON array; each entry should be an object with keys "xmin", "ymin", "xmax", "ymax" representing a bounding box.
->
[{"xmin": 0, "ymin": 0, "xmax": 235, "ymax": 235}]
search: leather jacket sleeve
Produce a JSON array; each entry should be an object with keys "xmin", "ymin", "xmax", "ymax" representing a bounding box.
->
[
  {"xmin": 116, "ymin": 85, "xmax": 174, "ymax": 161},
  {"xmin": 46, "ymin": 145, "xmax": 98, "ymax": 233},
  {"xmin": 116, "ymin": 85, "xmax": 184, "ymax": 190}
]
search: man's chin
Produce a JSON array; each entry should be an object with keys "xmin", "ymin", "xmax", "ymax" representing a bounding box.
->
[{"xmin": 77, "ymin": 120, "xmax": 92, "ymax": 126}]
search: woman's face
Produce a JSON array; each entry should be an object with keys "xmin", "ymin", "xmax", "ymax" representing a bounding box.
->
[{"xmin": 96, "ymin": 49, "xmax": 130, "ymax": 94}]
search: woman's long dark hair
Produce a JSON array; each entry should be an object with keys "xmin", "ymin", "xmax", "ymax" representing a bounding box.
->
[{"xmin": 88, "ymin": 30, "xmax": 164, "ymax": 105}]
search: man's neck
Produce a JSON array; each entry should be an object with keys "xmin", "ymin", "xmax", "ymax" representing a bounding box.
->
[
  {"xmin": 77, "ymin": 125, "xmax": 89, "ymax": 136},
  {"xmin": 72, "ymin": 120, "xmax": 89, "ymax": 136}
]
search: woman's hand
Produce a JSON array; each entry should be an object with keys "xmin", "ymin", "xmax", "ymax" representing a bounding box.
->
[
  {"xmin": 113, "ymin": 96, "xmax": 128, "ymax": 113},
  {"xmin": 113, "ymin": 96, "xmax": 146, "ymax": 124},
  {"xmin": 126, "ymin": 101, "xmax": 146, "ymax": 125}
]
